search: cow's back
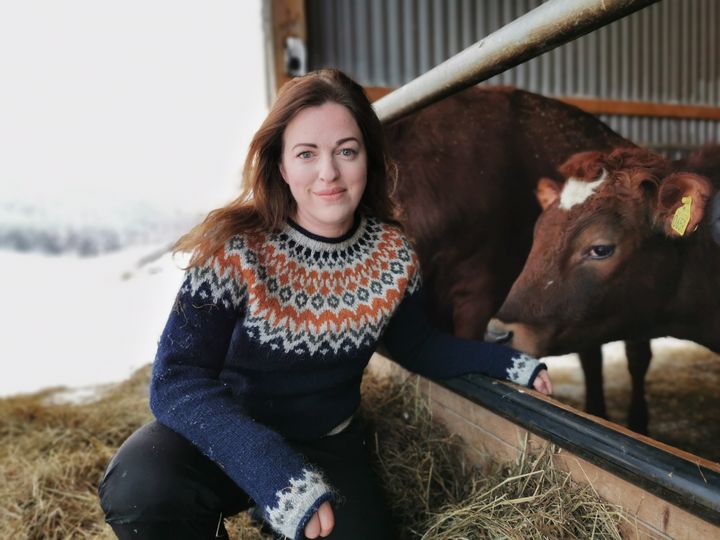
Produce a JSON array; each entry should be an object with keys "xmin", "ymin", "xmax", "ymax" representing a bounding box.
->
[{"xmin": 384, "ymin": 86, "xmax": 633, "ymax": 337}]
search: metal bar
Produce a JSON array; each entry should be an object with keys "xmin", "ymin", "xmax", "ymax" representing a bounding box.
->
[
  {"xmin": 373, "ymin": 0, "xmax": 661, "ymax": 124},
  {"xmin": 441, "ymin": 372, "xmax": 720, "ymax": 525}
]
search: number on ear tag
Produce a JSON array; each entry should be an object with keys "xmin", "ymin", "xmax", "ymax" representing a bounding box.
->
[{"xmin": 671, "ymin": 196, "xmax": 693, "ymax": 236}]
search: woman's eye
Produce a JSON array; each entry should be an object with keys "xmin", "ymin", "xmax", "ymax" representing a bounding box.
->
[
  {"xmin": 297, "ymin": 151, "xmax": 313, "ymax": 159},
  {"xmin": 586, "ymin": 244, "xmax": 615, "ymax": 259},
  {"xmin": 339, "ymin": 148, "xmax": 357, "ymax": 157}
]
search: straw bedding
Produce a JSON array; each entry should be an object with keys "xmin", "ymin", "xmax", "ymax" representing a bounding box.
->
[{"xmin": 0, "ymin": 366, "xmax": 623, "ymax": 539}]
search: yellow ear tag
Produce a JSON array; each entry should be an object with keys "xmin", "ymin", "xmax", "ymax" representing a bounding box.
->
[{"xmin": 671, "ymin": 196, "xmax": 693, "ymax": 236}]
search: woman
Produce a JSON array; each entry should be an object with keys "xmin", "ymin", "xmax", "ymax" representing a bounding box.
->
[{"xmin": 99, "ymin": 69, "xmax": 552, "ymax": 540}]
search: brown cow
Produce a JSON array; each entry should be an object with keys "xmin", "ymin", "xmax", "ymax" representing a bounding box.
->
[
  {"xmin": 488, "ymin": 145, "xmax": 719, "ymax": 433},
  {"xmin": 384, "ymin": 86, "xmax": 650, "ymax": 425},
  {"xmin": 385, "ymin": 86, "xmax": 633, "ymax": 334}
]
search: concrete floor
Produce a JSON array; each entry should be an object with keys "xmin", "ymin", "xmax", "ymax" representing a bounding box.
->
[{"xmin": 545, "ymin": 338, "xmax": 720, "ymax": 464}]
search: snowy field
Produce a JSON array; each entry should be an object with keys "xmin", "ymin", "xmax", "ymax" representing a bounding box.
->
[
  {"xmin": 0, "ymin": 242, "xmax": 188, "ymax": 397},
  {"xmin": 1, "ymin": 0, "xmax": 266, "ymax": 397}
]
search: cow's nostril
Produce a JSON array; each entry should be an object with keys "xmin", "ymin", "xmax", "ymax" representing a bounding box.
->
[{"xmin": 484, "ymin": 326, "xmax": 513, "ymax": 344}]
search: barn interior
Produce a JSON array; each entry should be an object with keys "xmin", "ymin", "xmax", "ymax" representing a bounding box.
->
[{"xmin": 265, "ymin": 0, "xmax": 720, "ymax": 535}]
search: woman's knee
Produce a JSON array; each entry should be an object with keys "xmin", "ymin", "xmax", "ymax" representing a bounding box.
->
[{"xmin": 98, "ymin": 422, "xmax": 220, "ymax": 522}]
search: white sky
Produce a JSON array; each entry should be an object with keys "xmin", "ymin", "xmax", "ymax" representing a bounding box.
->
[
  {"xmin": 0, "ymin": 0, "xmax": 268, "ymax": 210},
  {"xmin": 0, "ymin": 1, "xmax": 271, "ymax": 396}
]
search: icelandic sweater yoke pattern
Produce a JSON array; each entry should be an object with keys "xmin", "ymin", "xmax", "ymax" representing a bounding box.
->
[{"xmin": 182, "ymin": 216, "xmax": 419, "ymax": 358}]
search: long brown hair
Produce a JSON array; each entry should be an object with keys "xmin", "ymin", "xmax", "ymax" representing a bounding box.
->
[{"xmin": 175, "ymin": 69, "xmax": 400, "ymax": 267}]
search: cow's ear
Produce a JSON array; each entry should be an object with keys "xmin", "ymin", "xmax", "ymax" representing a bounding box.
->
[
  {"xmin": 535, "ymin": 177, "xmax": 560, "ymax": 210},
  {"xmin": 654, "ymin": 173, "xmax": 712, "ymax": 238}
]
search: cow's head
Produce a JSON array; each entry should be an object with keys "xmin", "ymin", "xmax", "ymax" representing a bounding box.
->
[{"xmin": 489, "ymin": 147, "xmax": 712, "ymax": 356}]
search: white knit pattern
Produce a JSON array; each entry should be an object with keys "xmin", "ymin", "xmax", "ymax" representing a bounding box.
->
[
  {"xmin": 182, "ymin": 240, "xmax": 247, "ymax": 310},
  {"xmin": 265, "ymin": 468, "xmax": 330, "ymax": 539},
  {"xmin": 181, "ymin": 218, "xmax": 420, "ymax": 357},
  {"xmin": 244, "ymin": 218, "xmax": 418, "ymax": 356},
  {"xmin": 506, "ymin": 353, "xmax": 540, "ymax": 386}
]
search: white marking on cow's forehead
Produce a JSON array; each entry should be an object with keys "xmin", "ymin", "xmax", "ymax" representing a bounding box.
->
[{"xmin": 559, "ymin": 170, "xmax": 608, "ymax": 210}]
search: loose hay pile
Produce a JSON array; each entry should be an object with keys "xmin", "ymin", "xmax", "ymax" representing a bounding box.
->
[
  {"xmin": 0, "ymin": 367, "xmax": 152, "ymax": 540},
  {"xmin": 360, "ymin": 374, "xmax": 624, "ymax": 540},
  {"xmin": 0, "ymin": 366, "xmax": 623, "ymax": 539}
]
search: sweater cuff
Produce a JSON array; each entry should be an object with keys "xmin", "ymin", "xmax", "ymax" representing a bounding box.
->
[
  {"xmin": 264, "ymin": 468, "xmax": 334, "ymax": 540},
  {"xmin": 505, "ymin": 353, "xmax": 547, "ymax": 387}
]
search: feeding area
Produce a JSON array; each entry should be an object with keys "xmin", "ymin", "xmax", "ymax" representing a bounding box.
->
[{"xmin": 0, "ymin": 364, "xmax": 626, "ymax": 539}]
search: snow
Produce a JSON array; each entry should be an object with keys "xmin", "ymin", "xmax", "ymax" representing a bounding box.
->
[
  {"xmin": 0, "ymin": 246, "xmax": 187, "ymax": 397},
  {"xmin": 0, "ymin": 191, "xmax": 202, "ymax": 256},
  {"xmin": 0, "ymin": 0, "xmax": 266, "ymax": 397}
]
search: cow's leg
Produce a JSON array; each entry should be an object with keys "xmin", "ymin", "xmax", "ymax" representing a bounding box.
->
[
  {"xmin": 449, "ymin": 266, "xmax": 497, "ymax": 340},
  {"xmin": 625, "ymin": 338, "xmax": 652, "ymax": 434},
  {"xmin": 578, "ymin": 346, "xmax": 607, "ymax": 419}
]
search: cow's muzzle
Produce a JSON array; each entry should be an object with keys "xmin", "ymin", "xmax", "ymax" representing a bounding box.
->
[{"xmin": 484, "ymin": 319, "xmax": 513, "ymax": 344}]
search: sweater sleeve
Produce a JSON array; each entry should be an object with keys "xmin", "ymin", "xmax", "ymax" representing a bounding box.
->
[
  {"xmin": 381, "ymin": 287, "xmax": 546, "ymax": 387},
  {"xmin": 149, "ymin": 246, "xmax": 333, "ymax": 540}
]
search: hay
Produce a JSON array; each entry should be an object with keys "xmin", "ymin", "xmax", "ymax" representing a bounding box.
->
[
  {"xmin": 359, "ymin": 374, "xmax": 469, "ymax": 537},
  {"xmin": 0, "ymin": 367, "xmax": 623, "ymax": 539},
  {"xmin": 418, "ymin": 446, "xmax": 625, "ymax": 539},
  {"xmin": 360, "ymin": 373, "xmax": 625, "ymax": 539},
  {"xmin": 0, "ymin": 367, "xmax": 152, "ymax": 540}
]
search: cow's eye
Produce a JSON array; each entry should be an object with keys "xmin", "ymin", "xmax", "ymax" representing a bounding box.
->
[{"xmin": 587, "ymin": 244, "xmax": 615, "ymax": 259}]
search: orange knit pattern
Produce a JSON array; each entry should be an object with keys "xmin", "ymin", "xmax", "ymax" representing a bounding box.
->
[{"xmin": 184, "ymin": 217, "xmax": 420, "ymax": 356}]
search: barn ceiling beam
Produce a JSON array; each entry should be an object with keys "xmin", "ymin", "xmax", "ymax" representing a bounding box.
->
[{"xmin": 373, "ymin": 0, "xmax": 661, "ymax": 124}]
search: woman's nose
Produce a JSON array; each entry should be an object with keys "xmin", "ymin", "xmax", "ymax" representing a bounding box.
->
[{"xmin": 319, "ymin": 155, "xmax": 339, "ymax": 182}]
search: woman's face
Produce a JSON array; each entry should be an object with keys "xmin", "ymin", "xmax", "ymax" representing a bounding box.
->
[{"xmin": 279, "ymin": 102, "xmax": 367, "ymax": 237}]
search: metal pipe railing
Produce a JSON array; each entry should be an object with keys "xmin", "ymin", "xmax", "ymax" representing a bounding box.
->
[{"xmin": 373, "ymin": 0, "xmax": 661, "ymax": 124}]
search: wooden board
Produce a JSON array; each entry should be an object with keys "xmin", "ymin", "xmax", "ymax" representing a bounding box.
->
[
  {"xmin": 269, "ymin": 0, "xmax": 307, "ymax": 95},
  {"xmin": 368, "ymin": 354, "xmax": 720, "ymax": 540}
]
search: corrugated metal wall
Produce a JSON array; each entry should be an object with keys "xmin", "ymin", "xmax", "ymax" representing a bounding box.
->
[{"xmin": 306, "ymin": 0, "xmax": 720, "ymax": 158}]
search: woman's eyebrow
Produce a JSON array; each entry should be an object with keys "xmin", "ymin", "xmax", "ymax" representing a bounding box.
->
[
  {"xmin": 291, "ymin": 137, "xmax": 360, "ymax": 151},
  {"xmin": 336, "ymin": 137, "xmax": 360, "ymax": 145},
  {"xmin": 291, "ymin": 143, "xmax": 318, "ymax": 150}
]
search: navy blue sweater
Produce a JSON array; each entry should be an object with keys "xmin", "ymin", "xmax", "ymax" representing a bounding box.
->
[{"xmin": 150, "ymin": 216, "xmax": 545, "ymax": 539}]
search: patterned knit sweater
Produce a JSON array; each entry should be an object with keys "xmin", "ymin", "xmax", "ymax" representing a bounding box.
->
[{"xmin": 150, "ymin": 216, "xmax": 545, "ymax": 540}]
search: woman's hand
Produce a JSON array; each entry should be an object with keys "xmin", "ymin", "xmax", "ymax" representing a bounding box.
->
[
  {"xmin": 533, "ymin": 369, "xmax": 553, "ymax": 395},
  {"xmin": 304, "ymin": 501, "xmax": 334, "ymax": 538}
]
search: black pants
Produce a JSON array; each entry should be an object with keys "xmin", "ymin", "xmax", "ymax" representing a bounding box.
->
[{"xmin": 98, "ymin": 421, "xmax": 395, "ymax": 539}]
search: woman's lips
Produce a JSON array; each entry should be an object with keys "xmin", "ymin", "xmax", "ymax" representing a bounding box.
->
[{"xmin": 315, "ymin": 188, "xmax": 346, "ymax": 200}]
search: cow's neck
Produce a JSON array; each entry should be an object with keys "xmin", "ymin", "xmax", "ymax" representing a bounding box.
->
[{"xmin": 661, "ymin": 198, "xmax": 720, "ymax": 352}]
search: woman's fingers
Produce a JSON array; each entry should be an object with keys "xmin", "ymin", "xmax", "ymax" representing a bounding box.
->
[
  {"xmin": 304, "ymin": 501, "xmax": 334, "ymax": 538},
  {"xmin": 317, "ymin": 501, "xmax": 335, "ymax": 537},
  {"xmin": 304, "ymin": 511, "xmax": 320, "ymax": 538},
  {"xmin": 533, "ymin": 370, "xmax": 553, "ymax": 395}
]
